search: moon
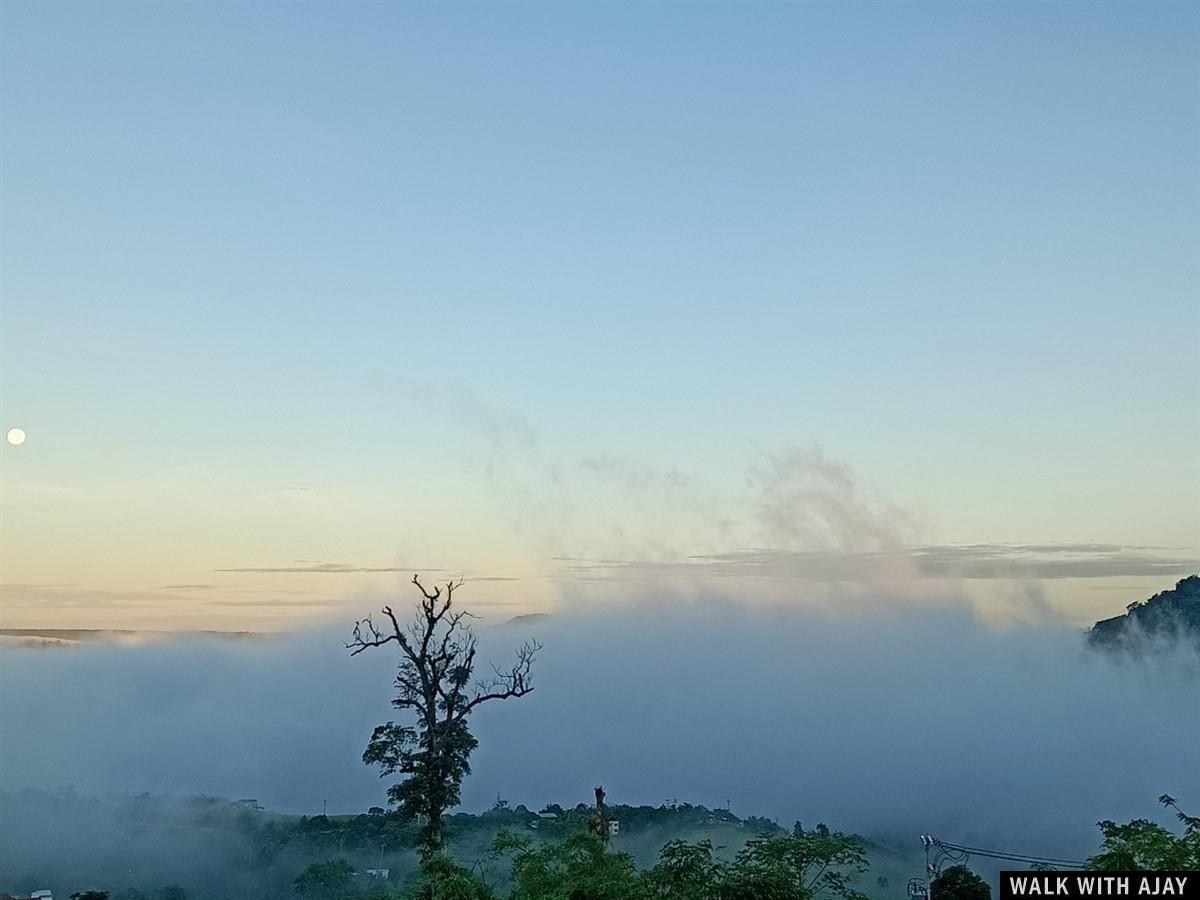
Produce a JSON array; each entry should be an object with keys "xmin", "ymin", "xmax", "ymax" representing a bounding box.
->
[{"xmin": 6, "ymin": 427, "xmax": 26, "ymax": 446}]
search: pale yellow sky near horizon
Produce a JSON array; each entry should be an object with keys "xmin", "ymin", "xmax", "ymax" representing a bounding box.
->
[
  {"xmin": 2, "ymin": 443, "xmax": 1195, "ymax": 633},
  {"xmin": 0, "ymin": 567, "xmax": 1192, "ymax": 633},
  {"xmin": 2, "ymin": 423, "xmax": 1197, "ymax": 632},
  {"xmin": 2, "ymin": 393, "xmax": 1197, "ymax": 633}
]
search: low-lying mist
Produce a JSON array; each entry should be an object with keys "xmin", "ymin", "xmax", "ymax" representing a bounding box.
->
[{"xmin": 2, "ymin": 588, "xmax": 1197, "ymax": 875}]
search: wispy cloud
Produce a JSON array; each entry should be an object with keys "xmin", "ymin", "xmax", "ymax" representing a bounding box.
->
[
  {"xmin": 0, "ymin": 582, "xmax": 81, "ymax": 591},
  {"xmin": 215, "ymin": 562, "xmax": 438, "ymax": 574},
  {"xmin": 555, "ymin": 544, "xmax": 1199, "ymax": 583},
  {"xmin": 204, "ymin": 599, "xmax": 338, "ymax": 608},
  {"xmin": 908, "ymin": 544, "xmax": 1198, "ymax": 580},
  {"xmin": 213, "ymin": 562, "xmax": 517, "ymax": 582},
  {"xmin": 749, "ymin": 447, "xmax": 917, "ymax": 553},
  {"xmin": 0, "ymin": 586, "xmax": 170, "ymax": 610}
]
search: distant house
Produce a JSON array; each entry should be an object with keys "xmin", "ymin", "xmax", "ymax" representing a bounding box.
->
[
  {"xmin": 607, "ymin": 820, "xmax": 620, "ymax": 836},
  {"xmin": 364, "ymin": 869, "xmax": 390, "ymax": 880},
  {"xmin": 538, "ymin": 811, "xmax": 558, "ymax": 820}
]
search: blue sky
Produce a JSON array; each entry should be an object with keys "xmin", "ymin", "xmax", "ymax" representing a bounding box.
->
[{"xmin": 1, "ymin": 1, "xmax": 1197, "ymax": 628}]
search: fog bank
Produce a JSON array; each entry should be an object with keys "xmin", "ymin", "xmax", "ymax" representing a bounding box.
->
[{"xmin": 2, "ymin": 592, "xmax": 1197, "ymax": 863}]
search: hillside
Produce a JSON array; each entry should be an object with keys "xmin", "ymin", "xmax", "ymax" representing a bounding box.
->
[
  {"xmin": 1088, "ymin": 575, "xmax": 1200, "ymax": 651},
  {"xmin": 0, "ymin": 790, "xmax": 919, "ymax": 899}
]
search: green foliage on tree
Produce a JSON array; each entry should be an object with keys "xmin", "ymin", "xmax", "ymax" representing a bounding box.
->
[
  {"xmin": 405, "ymin": 855, "xmax": 495, "ymax": 900},
  {"xmin": 362, "ymin": 716, "xmax": 479, "ymax": 851},
  {"xmin": 930, "ymin": 866, "xmax": 990, "ymax": 900},
  {"xmin": 349, "ymin": 576, "xmax": 540, "ymax": 857},
  {"xmin": 642, "ymin": 839, "xmax": 725, "ymax": 899},
  {"xmin": 722, "ymin": 823, "xmax": 868, "ymax": 900},
  {"xmin": 491, "ymin": 821, "xmax": 869, "ymax": 900},
  {"xmin": 1089, "ymin": 794, "xmax": 1200, "ymax": 870},
  {"xmin": 294, "ymin": 858, "xmax": 359, "ymax": 899},
  {"xmin": 493, "ymin": 830, "xmax": 642, "ymax": 900}
]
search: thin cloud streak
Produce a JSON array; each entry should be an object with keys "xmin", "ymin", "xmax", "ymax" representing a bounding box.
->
[
  {"xmin": 555, "ymin": 544, "xmax": 1200, "ymax": 583},
  {"xmin": 204, "ymin": 599, "xmax": 339, "ymax": 608},
  {"xmin": 214, "ymin": 562, "xmax": 518, "ymax": 581},
  {"xmin": 216, "ymin": 563, "xmax": 440, "ymax": 574}
]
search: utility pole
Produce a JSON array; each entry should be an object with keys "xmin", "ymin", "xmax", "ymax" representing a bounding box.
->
[{"xmin": 921, "ymin": 834, "xmax": 935, "ymax": 900}]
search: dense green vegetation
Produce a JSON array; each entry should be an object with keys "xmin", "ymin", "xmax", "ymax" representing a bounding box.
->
[
  {"xmin": 1088, "ymin": 576, "xmax": 1200, "ymax": 652},
  {"xmin": 0, "ymin": 789, "xmax": 907, "ymax": 899},
  {"xmin": 1087, "ymin": 794, "xmax": 1200, "ymax": 871},
  {"xmin": 10, "ymin": 789, "xmax": 1195, "ymax": 900},
  {"xmin": 929, "ymin": 866, "xmax": 990, "ymax": 900}
]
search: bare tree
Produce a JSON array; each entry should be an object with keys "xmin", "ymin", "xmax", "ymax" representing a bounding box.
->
[{"xmin": 348, "ymin": 575, "xmax": 541, "ymax": 856}]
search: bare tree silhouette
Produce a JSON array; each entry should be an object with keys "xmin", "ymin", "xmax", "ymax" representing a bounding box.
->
[{"xmin": 348, "ymin": 575, "xmax": 540, "ymax": 856}]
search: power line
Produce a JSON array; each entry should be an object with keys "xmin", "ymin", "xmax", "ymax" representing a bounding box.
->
[
  {"xmin": 935, "ymin": 838, "xmax": 1086, "ymax": 867},
  {"xmin": 928, "ymin": 836, "xmax": 1087, "ymax": 869}
]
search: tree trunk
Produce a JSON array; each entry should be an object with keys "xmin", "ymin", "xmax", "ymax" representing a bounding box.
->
[{"xmin": 427, "ymin": 807, "xmax": 444, "ymax": 857}]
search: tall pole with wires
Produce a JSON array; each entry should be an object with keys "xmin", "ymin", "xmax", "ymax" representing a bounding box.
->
[{"xmin": 921, "ymin": 834, "xmax": 934, "ymax": 900}]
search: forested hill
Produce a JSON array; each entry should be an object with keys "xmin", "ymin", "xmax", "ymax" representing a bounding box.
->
[{"xmin": 1088, "ymin": 575, "xmax": 1200, "ymax": 651}]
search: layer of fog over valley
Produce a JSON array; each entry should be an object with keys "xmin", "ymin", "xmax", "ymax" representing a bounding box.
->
[{"xmin": 3, "ymin": 587, "xmax": 1197, "ymax": 875}]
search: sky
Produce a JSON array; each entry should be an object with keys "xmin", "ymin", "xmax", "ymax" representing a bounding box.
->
[{"xmin": 1, "ymin": 1, "xmax": 1197, "ymax": 630}]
